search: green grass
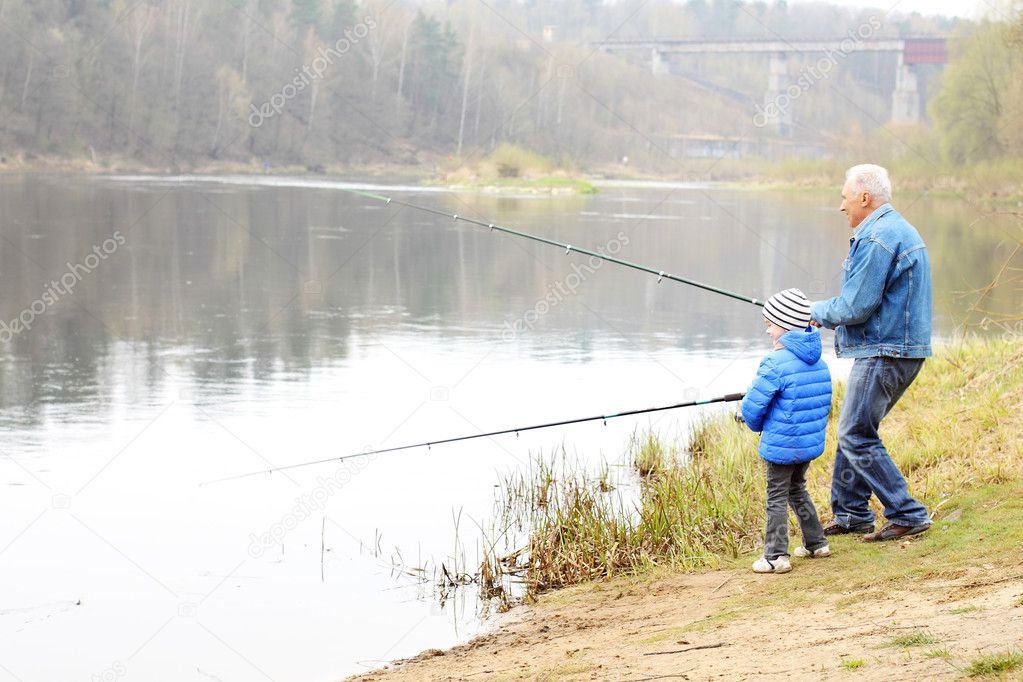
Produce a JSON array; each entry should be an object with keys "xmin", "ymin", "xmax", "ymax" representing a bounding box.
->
[
  {"xmin": 966, "ymin": 650, "xmax": 1023, "ymax": 677},
  {"xmin": 639, "ymin": 608, "xmax": 744, "ymax": 642},
  {"xmin": 482, "ymin": 176, "xmax": 597, "ymax": 194},
  {"xmin": 687, "ymin": 478, "xmax": 1023, "ymax": 649},
  {"xmin": 488, "ymin": 416, "xmax": 764, "ymax": 595},
  {"xmin": 951, "ymin": 605, "xmax": 981, "ymax": 614},
  {"xmin": 749, "ymin": 153, "xmax": 1023, "ymax": 201},
  {"xmin": 925, "ymin": 648, "xmax": 954, "ymax": 659},
  {"xmin": 487, "ymin": 143, "xmax": 556, "ymax": 178},
  {"xmin": 438, "ymin": 144, "xmax": 596, "ymax": 194},
  {"xmin": 631, "ymin": 430, "xmax": 674, "ymax": 477},
  {"xmin": 887, "ymin": 631, "xmax": 940, "ymax": 648},
  {"xmin": 840, "ymin": 658, "xmax": 865, "ymax": 670}
]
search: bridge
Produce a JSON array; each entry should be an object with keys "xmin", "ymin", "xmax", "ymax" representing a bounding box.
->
[{"xmin": 596, "ymin": 38, "xmax": 948, "ymax": 132}]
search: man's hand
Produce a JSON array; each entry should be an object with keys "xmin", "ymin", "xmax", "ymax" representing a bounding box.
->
[{"xmin": 809, "ymin": 319, "xmax": 822, "ymax": 328}]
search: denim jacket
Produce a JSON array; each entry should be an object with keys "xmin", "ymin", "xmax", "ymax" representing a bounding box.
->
[{"xmin": 810, "ymin": 204, "xmax": 932, "ymax": 359}]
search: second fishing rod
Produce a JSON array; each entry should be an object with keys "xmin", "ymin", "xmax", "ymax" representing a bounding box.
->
[
  {"xmin": 338, "ymin": 186, "xmax": 765, "ymax": 308},
  {"xmin": 202, "ymin": 391, "xmax": 747, "ymax": 485}
]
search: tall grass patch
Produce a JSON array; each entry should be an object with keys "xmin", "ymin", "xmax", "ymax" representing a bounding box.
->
[
  {"xmin": 967, "ymin": 649, "xmax": 1023, "ymax": 677},
  {"xmin": 479, "ymin": 339, "xmax": 1023, "ymax": 603}
]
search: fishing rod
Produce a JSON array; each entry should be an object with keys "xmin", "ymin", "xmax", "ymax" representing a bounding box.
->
[
  {"xmin": 201, "ymin": 391, "xmax": 745, "ymax": 486},
  {"xmin": 338, "ymin": 186, "xmax": 765, "ymax": 307}
]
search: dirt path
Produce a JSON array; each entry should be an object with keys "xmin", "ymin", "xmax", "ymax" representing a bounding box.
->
[{"xmin": 346, "ymin": 549, "xmax": 1023, "ymax": 681}]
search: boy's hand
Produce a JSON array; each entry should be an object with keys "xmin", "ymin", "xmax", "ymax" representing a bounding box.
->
[
  {"xmin": 733, "ymin": 411, "xmax": 746, "ymax": 425},
  {"xmin": 809, "ymin": 319, "xmax": 822, "ymax": 328}
]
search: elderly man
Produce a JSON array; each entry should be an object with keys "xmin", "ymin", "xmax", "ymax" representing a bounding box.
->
[{"xmin": 810, "ymin": 164, "xmax": 932, "ymax": 542}]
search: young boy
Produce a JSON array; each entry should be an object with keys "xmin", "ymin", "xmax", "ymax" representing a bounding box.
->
[{"xmin": 741, "ymin": 288, "xmax": 833, "ymax": 574}]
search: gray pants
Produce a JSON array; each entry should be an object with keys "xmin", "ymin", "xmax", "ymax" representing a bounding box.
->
[{"xmin": 765, "ymin": 461, "xmax": 827, "ymax": 560}]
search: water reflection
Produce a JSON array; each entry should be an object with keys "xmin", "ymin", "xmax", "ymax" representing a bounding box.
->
[{"xmin": 0, "ymin": 174, "xmax": 1017, "ymax": 426}]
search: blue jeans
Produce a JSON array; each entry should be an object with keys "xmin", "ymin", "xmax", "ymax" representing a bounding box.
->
[{"xmin": 831, "ymin": 357, "xmax": 930, "ymax": 528}]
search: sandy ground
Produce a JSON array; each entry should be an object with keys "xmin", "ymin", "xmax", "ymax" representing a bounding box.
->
[{"xmin": 345, "ymin": 556, "xmax": 1023, "ymax": 681}]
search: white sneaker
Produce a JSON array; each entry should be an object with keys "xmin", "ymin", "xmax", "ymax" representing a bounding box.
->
[
  {"xmin": 793, "ymin": 544, "xmax": 831, "ymax": 558},
  {"xmin": 752, "ymin": 556, "xmax": 791, "ymax": 574}
]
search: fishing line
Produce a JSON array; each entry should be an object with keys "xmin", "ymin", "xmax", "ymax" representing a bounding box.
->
[
  {"xmin": 201, "ymin": 392, "xmax": 745, "ymax": 485},
  {"xmin": 338, "ymin": 187, "xmax": 764, "ymax": 307}
]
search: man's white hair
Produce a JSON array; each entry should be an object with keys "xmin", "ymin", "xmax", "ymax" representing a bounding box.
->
[{"xmin": 845, "ymin": 164, "xmax": 892, "ymax": 203}]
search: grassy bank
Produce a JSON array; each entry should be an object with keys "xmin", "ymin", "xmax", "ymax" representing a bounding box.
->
[
  {"xmin": 481, "ymin": 338, "xmax": 1023, "ymax": 603},
  {"xmin": 352, "ymin": 338, "xmax": 1023, "ymax": 682},
  {"xmin": 730, "ymin": 156, "xmax": 1023, "ymax": 203},
  {"xmin": 440, "ymin": 144, "xmax": 596, "ymax": 195}
]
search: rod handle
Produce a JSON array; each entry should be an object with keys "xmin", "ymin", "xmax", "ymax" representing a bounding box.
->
[{"xmin": 721, "ymin": 392, "xmax": 745, "ymax": 402}]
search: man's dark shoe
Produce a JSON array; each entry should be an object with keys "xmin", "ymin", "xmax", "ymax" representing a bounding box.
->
[
  {"xmin": 862, "ymin": 521, "xmax": 932, "ymax": 542},
  {"xmin": 822, "ymin": 519, "xmax": 874, "ymax": 536}
]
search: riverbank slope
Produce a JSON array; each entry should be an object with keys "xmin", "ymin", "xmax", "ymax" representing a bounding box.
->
[
  {"xmin": 347, "ymin": 340, "xmax": 1023, "ymax": 681},
  {"xmin": 349, "ymin": 483, "xmax": 1023, "ymax": 680}
]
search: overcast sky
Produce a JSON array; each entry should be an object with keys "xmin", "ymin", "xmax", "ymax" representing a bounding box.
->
[{"xmin": 790, "ymin": 0, "xmax": 993, "ymax": 19}]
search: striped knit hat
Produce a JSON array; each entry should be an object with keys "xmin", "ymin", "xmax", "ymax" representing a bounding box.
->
[{"xmin": 763, "ymin": 288, "xmax": 812, "ymax": 331}]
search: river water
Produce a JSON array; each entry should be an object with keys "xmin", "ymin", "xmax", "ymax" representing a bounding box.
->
[{"xmin": 0, "ymin": 174, "xmax": 1015, "ymax": 681}]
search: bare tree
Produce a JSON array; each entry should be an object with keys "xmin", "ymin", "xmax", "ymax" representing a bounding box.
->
[
  {"xmin": 395, "ymin": 17, "xmax": 414, "ymax": 118},
  {"xmin": 170, "ymin": 0, "xmax": 203, "ymax": 115},
  {"xmin": 473, "ymin": 48, "xmax": 487, "ymax": 141},
  {"xmin": 456, "ymin": 29, "xmax": 475, "ymax": 156},
  {"xmin": 302, "ymin": 28, "xmax": 320, "ymax": 138},
  {"xmin": 239, "ymin": 0, "xmax": 256, "ymax": 84},
  {"xmin": 126, "ymin": 3, "xmax": 158, "ymax": 129},
  {"xmin": 19, "ymin": 39, "xmax": 33, "ymax": 111},
  {"xmin": 211, "ymin": 65, "xmax": 247, "ymax": 157}
]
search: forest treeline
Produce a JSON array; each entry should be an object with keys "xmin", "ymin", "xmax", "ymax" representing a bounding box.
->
[{"xmin": 0, "ymin": 0, "xmax": 1016, "ymax": 173}]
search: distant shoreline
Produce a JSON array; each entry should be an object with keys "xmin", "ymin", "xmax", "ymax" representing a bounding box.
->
[{"xmin": 2, "ymin": 154, "xmax": 1020, "ymax": 202}]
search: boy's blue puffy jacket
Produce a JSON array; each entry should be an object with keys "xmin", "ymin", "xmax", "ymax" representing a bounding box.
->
[{"xmin": 741, "ymin": 327, "xmax": 833, "ymax": 465}]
